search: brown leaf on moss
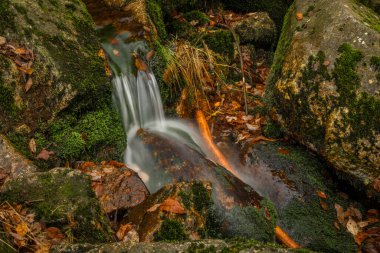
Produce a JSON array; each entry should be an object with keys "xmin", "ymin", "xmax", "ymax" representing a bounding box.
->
[
  {"xmin": 278, "ymin": 148, "xmax": 290, "ymax": 155},
  {"xmin": 317, "ymin": 191, "xmax": 327, "ymax": 199},
  {"xmin": 296, "ymin": 12, "xmax": 303, "ymax": 21},
  {"xmin": 37, "ymin": 149, "xmax": 54, "ymax": 160},
  {"xmin": 335, "ymin": 203, "xmax": 345, "ymax": 224},
  {"xmin": 159, "ymin": 198, "xmax": 186, "ymax": 214},
  {"xmin": 135, "ymin": 57, "xmax": 148, "ymax": 71},
  {"xmin": 320, "ymin": 201, "xmax": 329, "ymax": 211},
  {"xmin": 116, "ymin": 224, "xmax": 132, "ymax": 241},
  {"xmin": 46, "ymin": 227, "xmax": 64, "ymax": 239},
  {"xmin": 25, "ymin": 78, "xmax": 33, "ymax": 92},
  {"xmin": 28, "ymin": 138, "xmax": 36, "ymax": 154},
  {"xmin": 373, "ymin": 178, "xmax": 380, "ymax": 192}
]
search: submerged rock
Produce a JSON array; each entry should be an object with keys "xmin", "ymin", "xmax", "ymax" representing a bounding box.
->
[
  {"xmin": 232, "ymin": 12, "xmax": 277, "ymax": 49},
  {"xmin": 52, "ymin": 239, "xmax": 296, "ymax": 253},
  {"xmin": 0, "ymin": 134, "xmax": 36, "ymax": 189},
  {"xmin": 266, "ymin": 0, "xmax": 380, "ymax": 201},
  {"xmin": 0, "ymin": 168, "xmax": 114, "ymax": 243}
]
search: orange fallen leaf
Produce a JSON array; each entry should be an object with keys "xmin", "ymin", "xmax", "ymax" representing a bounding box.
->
[
  {"xmin": 18, "ymin": 66, "xmax": 33, "ymax": 75},
  {"xmin": 209, "ymin": 20, "xmax": 216, "ymax": 27},
  {"xmin": 373, "ymin": 178, "xmax": 380, "ymax": 192},
  {"xmin": 278, "ymin": 148, "xmax": 290, "ymax": 155},
  {"xmin": 334, "ymin": 221, "xmax": 340, "ymax": 230},
  {"xmin": 296, "ymin": 12, "xmax": 303, "ymax": 21},
  {"xmin": 15, "ymin": 223, "xmax": 29, "ymax": 237},
  {"xmin": 159, "ymin": 198, "xmax": 186, "ymax": 214},
  {"xmin": 335, "ymin": 203, "xmax": 345, "ymax": 224},
  {"xmin": 346, "ymin": 217, "xmax": 359, "ymax": 236},
  {"xmin": 317, "ymin": 191, "xmax": 327, "ymax": 199},
  {"xmin": 147, "ymin": 204, "xmax": 161, "ymax": 212},
  {"xmin": 14, "ymin": 47, "xmax": 26, "ymax": 55},
  {"xmin": 367, "ymin": 209, "xmax": 379, "ymax": 217},
  {"xmin": 105, "ymin": 161, "xmax": 126, "ymax": 168},
  {"xmin": 355, "ymin": 231, "xmax": 369, "ymax": 245}
]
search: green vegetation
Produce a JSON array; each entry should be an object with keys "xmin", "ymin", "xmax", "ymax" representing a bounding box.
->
[
  {"xmin": 154, "ymin": 219, "xmax": 188, "ymax": 241},
  {"xmin": 184, "ymin": 11, "xmax": 210, "ymax": 26},
  {"xmin": 370, "ymin": 56, "xmax": 380, "ymax": 81},
  {"xmin": 203, "ymin": 30, "xmax": 235, "ymax": 63},
  {"xmin": 50, "ymin": 107, "xmax": 125, "ymax": 161},
  {"xmin": 333, "ymin": 43, "xmax": 364, "ymax": 105},
  {"xmin": 192, "ymin": 181, "xmax": 212, "ymax": 213},
  {"xmin": 0, "ymin": 0, "xmax": 15, "ymax": 31},
  {"xmin": 146, "ymin": 0, "xmax": 167, "ymax": 41},
  {"xmin": 263, "ymin": 122, "xmax": 283, "ymax": 139},
  {"xmin": 0, "ymin": 169, "xmax": 113, "ymax": 243}
]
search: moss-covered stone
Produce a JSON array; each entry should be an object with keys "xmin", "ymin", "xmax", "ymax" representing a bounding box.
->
[
  {"xmin": 220, "ymin": 0, "xmax": 290, "ymax": 37},
  {"xmin": 183, "ymin": 11, "xmax": 210, "ymax": 26},
  {"xmin": 266, "ymin": 0, "xmax": 380, "ymax": 201},
  {"xmin": 0, "ymin": 0, "xmax": 15, "ymax": 31},
  {"xmin": 49, "ymin": 106, "xmax": 125, "ymax": 161},
  {"xmin": 146, "ymin": 0, "xmax": 167, "ymax": 41},
  {"xmin": 203, "ymin": 30, "xmax": 235, "ymax": 63},
  {"xmin": 0, "ymin": 168, "xmax": 113, "ymax": 243}
]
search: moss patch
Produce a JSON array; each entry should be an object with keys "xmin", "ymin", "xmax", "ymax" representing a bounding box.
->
[
  {"xmin": 203, "ymin": 30, "xmax": 235, "ymax": 63},
  {"xmin": 0, "ymin": 0, "xmax": 15, "ymax": 31},
  {"xmin": 154, "ymin": 219, "xmax": 188, "ymax": 241},
  {"xmin": 183, "ymin": 11, "xmax": 210, "ymax": 26},
  {"xmin": 146, "ymin": 0, "xmax": 167, "ymax": 41},
  {"xmin": 0, "ymin": 169, "xmax": 113, "ymax": 243}
]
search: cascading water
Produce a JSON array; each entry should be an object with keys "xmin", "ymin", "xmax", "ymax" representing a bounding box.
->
[{"xmin": 102, "ymin": 34, "xmax": 216, "ymax": 192}]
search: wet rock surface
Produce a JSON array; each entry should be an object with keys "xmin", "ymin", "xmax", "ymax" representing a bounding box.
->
[
  {"xmin": 266, "ymin": 0, "xmax": 380, "ymax": 201},
  {"xmin": 242, "ymin": 141, "xmax": 360, "ymax": 252},
  {"xmin": 0, "ymin": 134, "xmax": 36, "ymax": 189},
  {"xmin": 76, "ymin": 161, "xmax": 149, "ymax": 213},
  {"xmin": 133, "ymin": 131, "xmax": 277, "ymax": 241},
  {"xmin": 52, "ymin": 240, "xmax": 296, "ymax": 253}
]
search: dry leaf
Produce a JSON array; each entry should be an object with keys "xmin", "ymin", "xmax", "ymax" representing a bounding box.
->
[
  {"xmin": 367, "ymin": 209, "xmax": 379, "ymax": 216},
  {"xmin": 296, "ymin": 12, "xmax": 303, "ymax": 21},
  {"xmin": 317, "ymin": 191, "xmax": 327, "ymax": 199},
  {"xmin": 335, "ymin": 203, "xmax": 345, "ymax": 224},
  {"xmin": 0, "ymin": 36, "xmax": 6, "ymax": 45},
  {"xmin": 112, "ymin": 49, "xmax": 120, "ymax": 57},
  {"xmin": 147, "ymin": 204, "xmax": 161, "ymax": 212},
  {"xmin": 116, "ymin": 224, "xmax": 132, "ymax": 241},
  {"xmin": 373, "ymin": 178, "xmax": 380, "ymax": 192},
  {"xmin": 37, "ymin": 149, "xmax": 54, "ymax": 160},
  {"xmin": 14, "ymin": 47, "xmax": 26, "ymax": 55},
  {"xmin": 246, "ymin": 123, "xmax": 260, "ymax": 131},
  {"xmin": 46, "ymin": 227, "xmax": 64, "ymax": 239},
  {"xmin": 355, "ymin": 231, "xmax": 368, "ymax": 245},
  {"xmin": 25, "ymin": 78, "xmax": 33, "ymax": 92},
  {"xmin": 346, "ymin": 217, "xmax": 359, "ymax": 236},
  {"xmin": 334, "ymin": 222, "xmax": 340, "ymax": 230},
  {"xmin": 15, "ymin": 223, "xmax": 29, "ymax": 237},
  {"xmin": 146, "ymin": 50, "xmax": 154, "ymax": 61},
  {"xmin": 159, "ymin": 198, "xmax": 186, "ymax": 214},
  {"xmin": 29, "ymin": 138, "xmax": 36, "ymax": 154},
  {"xmin": 278, "ymin": 148, "xmax": 290, "ymax": 155},
  {"xmin": 135, "ymin": 57, "xmax": 148, "ymax": 71},
  {"xmin": 209, "ymin": 20, "xmax": 216, "ymax": 26}
]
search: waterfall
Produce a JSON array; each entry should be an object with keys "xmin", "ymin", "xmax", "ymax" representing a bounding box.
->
[{"xmin": 102, "ymin": 35, "xmax": 213, "ymax": 192}]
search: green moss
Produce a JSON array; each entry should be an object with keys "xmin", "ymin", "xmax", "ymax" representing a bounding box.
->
[
  {"xmin": 192, "ymin": 181, "xmax": 211, "ymax": 213},
  {"xmin": 0, "ymin": 0, "xmax": 15, "ymax": 31},
  {"xmin": 154, "ymin": 219, "xmax": 188, "ymax": 241},
  {"xmin": 167, "ymin": 19, "xmax": 197, "ymax": 39},
  {"xmin": 155, "ymin": 0, "xmax": 203, "ymax": 15},
  {"xmin": 263, "ymin": 122, "xmax": 283, "ymax": 139},
  {"xmin": 179, "ymin": 191, "xmax": 191, "ymax": 209},
  {"xmin": 147, "ymin": 0, "xmax": 167, "ymax": 41},
  {"xmin": 370, "ymin": 56, "xmax": 380, "ymax": 81},
  {"xmin": 265, "ymin": 2, "xmax": 295, "ymax": 106},
  {"xmin": 183, "ymin": 11, "xmax": 210, "ymax": 26},
  {"xmin": 187, "ymin": 243, "xmax": 217, "ymax": 253},
  {"xmin": 333, "ymin": 43, "xmax": 364, "ymax": 105},
  {"xmin": 0, "ymin": 83, "xmax": 18, "ymax": 117},
  {"xmin": 203, "ymin": 30, "xmax": 235, "ymax": 63},
  {"xmin": 50, "ymin": 107, "xmax": 126, "ymax": 161},
  {"xmin": 280, "ymin": 199, "xmax": 355, "ymax": 252},
  {"xmin": 0, "ymin": 169, "xmax": 113, "ymax": 243}
]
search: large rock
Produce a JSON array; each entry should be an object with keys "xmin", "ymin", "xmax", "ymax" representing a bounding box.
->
[
  {"xmin": 0, "ymin": 168, "xmax": 114, "ymax": 243},
  {"xmin": 243, "ymin": 141, "xmax": 358, "ymax": 252},
  {"xmin": 0, "ymin": 134, "xmax": 36, "ymax": 188},
  {"xmin": 52, "ymin": 240, "xmax": 296, "ymax": 253},
  {"xmin": 266, "ymin": 0, "xmax": 380, "ymax": 201},
  {"xmin": 0, "ymin": 0, "xmax": 110, "ymax": 133},
  {"xmin": 232, "ymin": 12, "xmax": 277, "ymax": 49}
]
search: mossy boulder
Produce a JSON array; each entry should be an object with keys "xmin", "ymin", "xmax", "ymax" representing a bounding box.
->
[
  {"xmin": 266, "ymin": 0, "xmax": 380, "ymax": 201},
  {"xmin": 0, "ymin": 168, "xmax": 113, "ymax": 243},
  {"xmin": 232, "ymin": 12, "xmax": 277, "ymax": 49},
  {"xmin": 220, "ymin": 0, "xmax": 290, "ymax": 35},
  {"xmin": 245, "ymin": 141, "xmax": 359, "ymax": 252},
  {"xmin": 0, "ymin": 0, "xmax": 111, "ymax": 131}
]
